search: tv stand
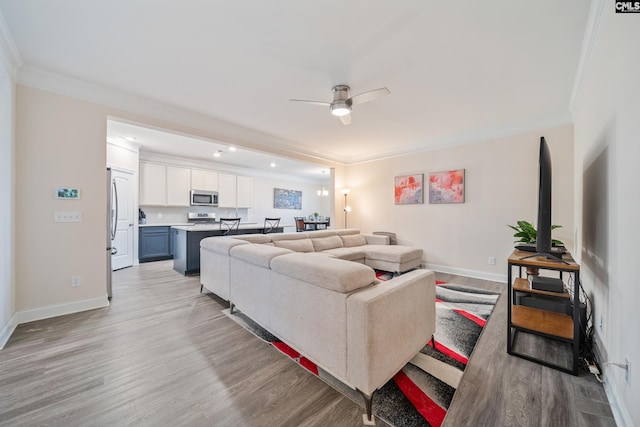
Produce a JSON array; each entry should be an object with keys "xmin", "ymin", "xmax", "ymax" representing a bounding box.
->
[
  {"xmin": 507, "ymin": 249, "xmax": 581, "ymax": 375},
  {"xmin": 520, "ymin": 251, "xmax": 568, "ymax": 264}
]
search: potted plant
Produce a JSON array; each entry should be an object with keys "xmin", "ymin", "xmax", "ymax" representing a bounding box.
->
[
  {"xmin": 507, "ymin": 220, "xmax": 564, "ymax": 276},
  {"xmin": 508, "ymin": 220, "xmax": 564, "ymax": 247}
]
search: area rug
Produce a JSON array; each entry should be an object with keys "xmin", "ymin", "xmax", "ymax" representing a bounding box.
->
[{"xmin": 223, "ymin": 273, "xmax": 500, "ymax": 427}]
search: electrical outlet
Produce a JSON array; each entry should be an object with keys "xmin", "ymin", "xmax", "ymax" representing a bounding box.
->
[
  {"xmin": 71, "ymin": 276, "xmax": 81, "ymax": 287},
  {"xmin": 625, "ymin": 356, "xmax": 631, "ymax": 384},
  {"xmin": 488, "ymin": 257, "xmax": 496, "ymax": 265}
]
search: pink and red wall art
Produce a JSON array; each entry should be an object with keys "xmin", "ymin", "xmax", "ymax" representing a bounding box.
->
[
  {"xmin": 428, "ymin": 169, "xmax": 465, "ymax": 204},
  {"xmin": 394, "ymin": 174, "xmax": 424, "ymax": 204}
]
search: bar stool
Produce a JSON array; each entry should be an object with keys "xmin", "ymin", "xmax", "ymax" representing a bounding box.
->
[
  {"xmin": 219, "ymin": 218, "xmax": 241, "ymax": 235},
  {"xmin": 263, "ymin": 217, "xmax": 280, "ymax": 234}
]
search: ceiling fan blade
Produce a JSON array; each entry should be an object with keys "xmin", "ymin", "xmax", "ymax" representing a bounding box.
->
[
  {"xmin": 289, "ymin": 99, "xmax": 331, "ymax": 106},
  {"xmin": 339, "ymin": 114, "xmax": 352, "ymax": 125},
  {"xmin": 349, "ymin": 87, "xmax": 390, "ymax": 105}
]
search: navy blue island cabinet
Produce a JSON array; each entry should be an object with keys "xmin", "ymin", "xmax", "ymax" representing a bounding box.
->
[
  {"xmin": 172, "ymin": 224, "xmax": 283, "ymax": 276},
  {"xmin": 139, "ymin": 226, "xmax": 173, "ymax": 263}
]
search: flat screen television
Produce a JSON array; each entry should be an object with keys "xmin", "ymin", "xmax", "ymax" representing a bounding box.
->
[
  {"xmin": 520, "ymin": 137, "xmax": 566, "ymax": 261},
  {"xmin": 536, "ymin": 136, "xmax": 552, "ymax": 254}
]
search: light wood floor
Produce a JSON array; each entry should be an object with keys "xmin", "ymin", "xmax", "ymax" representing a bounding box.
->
[{"xmin": 0, "ymin": 262, "xmax": 615, "ymax": 426}]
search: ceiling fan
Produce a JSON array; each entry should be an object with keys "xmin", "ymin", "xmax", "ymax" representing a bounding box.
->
[{"xmin": 289, "ymin": 84, "xmax": 390, "ymax": 125}]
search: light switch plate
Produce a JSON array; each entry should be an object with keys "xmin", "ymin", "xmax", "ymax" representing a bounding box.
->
[{"xmin": 54, "ymin": 211, "xmax": 82, "ymax": 222}]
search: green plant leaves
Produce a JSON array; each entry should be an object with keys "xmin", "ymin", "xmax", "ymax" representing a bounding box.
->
[{"xmin": 507, "ymin": 220, "xmax": 564, "ymax": 246}]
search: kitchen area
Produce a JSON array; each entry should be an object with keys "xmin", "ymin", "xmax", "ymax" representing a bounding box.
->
[{"xmin": 107, "ymin": 120, "xmax": 334, "ymax": 282}]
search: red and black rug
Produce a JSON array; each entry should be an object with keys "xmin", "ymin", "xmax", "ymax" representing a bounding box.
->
[{"xmin": 223, "ymin": 272, "xmax": 499, "ymax": 427}]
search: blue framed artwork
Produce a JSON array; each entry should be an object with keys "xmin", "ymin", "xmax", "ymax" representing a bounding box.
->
[{"xmin": 274, "ymin": 188, "xmax": 302, "ymax": 209}]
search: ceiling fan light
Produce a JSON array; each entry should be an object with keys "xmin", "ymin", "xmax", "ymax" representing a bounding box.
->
[{"xmin": 331, "ymin": 102, "xmax": 351, "ymax": 117}]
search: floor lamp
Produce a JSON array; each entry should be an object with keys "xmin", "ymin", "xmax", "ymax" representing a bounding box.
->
[{"xmin": 342, "ymin": 189, "xmax": 351, "ymax": 228}]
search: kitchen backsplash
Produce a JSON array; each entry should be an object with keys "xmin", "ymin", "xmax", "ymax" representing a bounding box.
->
[{"xmin": 140, "ymin": 206, "xmax": 249, "ymax": 224}]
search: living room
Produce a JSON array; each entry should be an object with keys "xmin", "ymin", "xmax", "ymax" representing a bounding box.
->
[{"xmin": 0, "ymin": 1, "xmax": 638, "ymax": 426}]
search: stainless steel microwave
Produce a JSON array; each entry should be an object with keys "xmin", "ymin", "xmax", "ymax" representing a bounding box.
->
[{"xmin": 190, "ymin": 190, "xmax": 218, "ymax": 207}]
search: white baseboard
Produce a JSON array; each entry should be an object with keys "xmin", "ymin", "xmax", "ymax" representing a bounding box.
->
[
  {"xmin": 593, "ymin": 332, "xmax": 632, "ymax": 427},
  {"xmin": 604, "ymin": 379, "xmax": 633, "ymax": 427},
  {"xmin": 0, "ymin": 313, "xmax": 18, "ymax": 349},
  {"xmin": 423, "ymin": 263, "xmax": 507, "ymax": 284},
  {"xmin": 16, "ymin": 297, "xmax": 110, "ymax": 325}
]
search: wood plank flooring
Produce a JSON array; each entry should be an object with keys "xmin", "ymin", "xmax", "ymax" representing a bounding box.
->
[{"xmin": 0, "ymin": 263, "xmax": 615, "ymax": 426}]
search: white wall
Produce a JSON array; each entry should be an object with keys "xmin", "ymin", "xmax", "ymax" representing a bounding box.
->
[
  {"xmin": 15, "ymin": 86, "xmax": 110, "ymax": 318},
  {"xmin": 346, "ymin": 124, "xmax": 574, "ymax": 281},
  {"xmin": 572, "ymin": 2, "xmax": 640, "ymax": 425},
  {"xmin": 13, "ymin": 84, "xmax": 340, "ymax": 322},
  {"xmin": 250, "ymin": 175, "xmax": 332, "ymax": 231},
  {"xmin": 0, "ymin": 29, "xmax": 16, "ymax": 348}
]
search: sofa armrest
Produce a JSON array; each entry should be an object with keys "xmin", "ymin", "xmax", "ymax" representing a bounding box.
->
[
  {"xmin": 363, "ymin": 234, "xmax": 389, "ymax": 245},
  {"xmin": 346, "ymin": 269, "xmax": 436, "ymax": 395}
]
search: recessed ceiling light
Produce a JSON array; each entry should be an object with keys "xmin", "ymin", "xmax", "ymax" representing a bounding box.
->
[
  {"xmin": 229, "ymin": 146, "xmax": 237, "ymax": 152},
  {"xmin": 270, "ymin": 162, "xmax": 276, "ymax": 168},
  {"xmin": 214, "ymin": 151, "xmax": 222, "ymax": 158}
]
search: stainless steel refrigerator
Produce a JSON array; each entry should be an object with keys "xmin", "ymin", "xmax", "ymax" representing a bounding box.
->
[{"xmin": 106, "ymin": 167, "xmax": 118, "ymax": 299}]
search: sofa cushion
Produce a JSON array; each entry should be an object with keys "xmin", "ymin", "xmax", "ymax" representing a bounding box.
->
[
  {"xmin": 271, "ymin": 232, "xmax": 309, "ymax": 241},
  {"xmin": 311, "ymin": 235, "xmax": 344, "ymax": 252},
  {"xmin": 365, "ymin": 245, "xmax": 423, "ymax": 263},
  {"xmin": 273, "ymin": 238, "xmax": 315, "ymax": 253},
  {"xmin": 270, "ymin": 253, "xmax": 375, "ymax": 293},
  {"xmin": 340, "ymin": 234, "xmax": 367, "ymax": 248},
  {"xmin": 234, "ymin": 234, "xmax": 273, "ymax": 244},
  {"xmin": 335, "ymin": 229, "xmax": 360, "ymax": 236},
  {"xmin": 322, "ymin": 247, "xmax": 366, "ymax": 262},
  {"xmin": 200, "ymin": 237, "xmax": 249, "ymax": 254},
  {"xmin": 230, "ymin": 244, "xmax": 292, "ymax": 268}
]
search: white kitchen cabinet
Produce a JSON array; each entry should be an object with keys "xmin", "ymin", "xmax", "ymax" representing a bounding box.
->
[
  {"xmin": 139, "ymin": 162, "xmax": 166, "ymax": 205},
  {"xmin": 191, "ymin": 169, "xmax": 219, "ymax": 191},
  {"xmin": 166, "ymin": 166, "xmax": 191, "ymax": 206},
  {"xmin": 236, "ymin": 175, "xmax": 253, "ymax": 208},
  {"xmin": 218, "ymin": 173, "xmax": 236, "ymax": 207}
]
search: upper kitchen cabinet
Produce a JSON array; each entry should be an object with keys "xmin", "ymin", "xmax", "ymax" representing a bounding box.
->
[
  {"xmin": 191, "ymin": 169, "xmax": 219, "ymax": 191},
  {"xmin": 140, "ymin": 162, "xmax": 191, "ymax": 207},
  {"xmin": 139, "ymin": 162, "xmax": 166, "ymax": 205},
  {"xmin": 218, "ymin": 173, "xmax": 236, "ymax": 207},
  {"xmin": 166, "ymin": 166, "xmax": 191, "ymax": 206},
  {"xmin": 236, "ymin": 175, "xmax": 253, "ymax": 208},
  {"xmin": 218, "ymin": 173, "xmax": 253, "ymax": 208}
]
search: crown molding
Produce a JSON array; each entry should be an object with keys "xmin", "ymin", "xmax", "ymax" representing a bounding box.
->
[
  {"xmin": 140, "ymin": 151, "xmax": 329, "ymax": 185},
  {"xmin": 106, "ymin": 137, "xmax": 141, "ymax": 153},
  {"xmin": 0, "ymin": 8, "xmax": 22, "ymax": 77},
  {"xmin": 15, "ymin": 63, "xmax": 575, "ymax": 167},
  {"xmin": 16, "ymin": 65, "xmax": 346, "ymax": 166},
  {"xmin": 569, "ymin": 0, "xmax": 606, "ymax": 114},
  {"xmin": 346, "ymin": 113, "xmax": 574, "ymax": 165}
]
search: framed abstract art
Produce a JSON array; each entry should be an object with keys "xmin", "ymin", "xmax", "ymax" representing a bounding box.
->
[
  {"xmin": 394, "ymin": 174, "xmax": 424, "ymax": 205},
  {"xmin": 428, "ymin": 169, "xmax": 465, "ymax": 204}
]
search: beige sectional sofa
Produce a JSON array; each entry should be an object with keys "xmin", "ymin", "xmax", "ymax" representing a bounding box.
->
[{"xmin": 199, "ymin": 229, "xmax": 435, "ymax": 424}]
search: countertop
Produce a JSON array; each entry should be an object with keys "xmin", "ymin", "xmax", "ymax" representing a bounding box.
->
[
  {"xmin": 139, "ymin": 223, "xmax": 191, "ymax": 227},
  {"xmin": 171, "ymin": 223, "xmax": 259, "ymax": 231}
]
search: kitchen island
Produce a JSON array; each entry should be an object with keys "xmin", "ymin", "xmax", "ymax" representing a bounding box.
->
[{"xmin": 172, "ymin": 224, "xmax": 283, "ymax": 275}]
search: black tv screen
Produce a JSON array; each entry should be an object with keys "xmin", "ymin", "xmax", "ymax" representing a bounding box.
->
[{"xmin": 536, "ymin": 137, "xmax": 552, "ymax": 254}]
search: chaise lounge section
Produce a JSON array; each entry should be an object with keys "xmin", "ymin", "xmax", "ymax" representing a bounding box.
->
[{"xmin": 199, "ymin": 229, "xmax": 434, "ymax": 424}]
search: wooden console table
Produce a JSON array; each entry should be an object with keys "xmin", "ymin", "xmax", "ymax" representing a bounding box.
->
[{"xmin": 507, "ymin": 249, "xmax": 581, "ymax": 375}]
